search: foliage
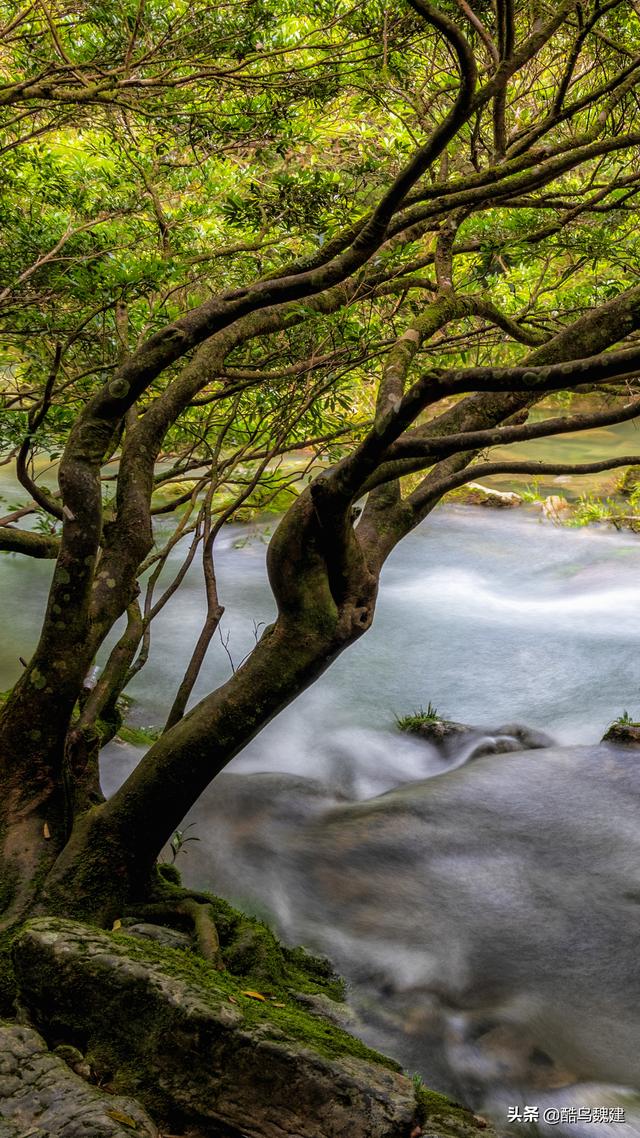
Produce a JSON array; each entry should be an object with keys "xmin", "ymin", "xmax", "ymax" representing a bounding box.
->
[
  {"xmin": 4, "ymin": 0, "xmax": 640, "ymax": 932},
  {"xmin": 167, "ymin": 824, "xmax": 200, "ymax": 864},
  {"xmin": 520, "ymin": 483, "xmax": 544, "ymax": 505},
  {"xmin": 567, "ymin": 495, "xmax": 618, "ymax": 527}
]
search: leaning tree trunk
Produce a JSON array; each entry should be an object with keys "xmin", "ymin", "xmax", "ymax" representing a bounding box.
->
[
  {"xmin": 0, "ymin": 491, "xmax": 377, "ymax": 929},
  {"xmin": 5, "ymin": 281, "xmax": 640, "ymax": 933}
]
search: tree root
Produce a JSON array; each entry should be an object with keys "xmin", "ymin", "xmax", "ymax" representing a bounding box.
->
[
  {"xmin": 179, "ymin": 898, "xmax": 224, "ymax": 969},
  {"xmin": 124, "ymin": 889, "xmax": 224, "ymax": 970}
]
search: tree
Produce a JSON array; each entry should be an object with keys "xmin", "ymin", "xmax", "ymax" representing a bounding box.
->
[{"xmin": 3, "ymin": 0, "xmax": 640, "ymax": 943}]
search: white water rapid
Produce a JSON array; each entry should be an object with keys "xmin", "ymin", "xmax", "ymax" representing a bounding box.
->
[{"xmin": 3, "ymin": 505, "xmax": 640, "ymax": 1136}]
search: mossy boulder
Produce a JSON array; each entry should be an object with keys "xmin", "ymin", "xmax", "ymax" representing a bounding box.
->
[
  {"xmin": 413, "ymin": 1086, "xmax": 494, "ymax": 1137},
  {"xmin": 147, "ymin": 888, "xmax": 346, "ymax": 998},
  {"xmin": 398, "ymin": 716, "xmax": 473, "ymax": 748},
  {"xmin": 602, "ymin": 722, "xmax": 640, "ymax": 746},
  {"xmin": 397, "ymin": 716, "xmax": 553, "ymax": 758},
  {"xmin": 12, "ymin": 918, "xmax": 422, "ymax": 1138},
  {"xmin": 447, "ymin": 482, "xmax": 522, "ymax": 508}
]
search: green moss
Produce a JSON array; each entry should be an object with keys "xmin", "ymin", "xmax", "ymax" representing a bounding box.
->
[
  {"xmin": 413, "ymin": 1078, "xmax": 491, "ymax": 1136},
  {"xmin": 108, "ymin": 928, "xmax": 398, "ymax": 1070},
  {"xmin": 116, "ymin": 723, "xmax": 160, "ymax": 747},
  {"xmin": 0, "ymin": 926, "xmax": 21, "ymax": 1015},
  {"xmin": 140, "ymin": 884, "xmax": 345, "ymax": 1000},
  {"xmin": 156, "ymin": 862, "xmax": 181, "ymax": 886},
  {"xmin": 199, "ymin": 894, "xmax": 345, "ymax": 999}
]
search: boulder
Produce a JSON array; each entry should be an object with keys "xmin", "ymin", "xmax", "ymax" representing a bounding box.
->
[
  {"xmin": 540, "ymin": 494, "xmax": 571, "ymax": 522},
  {"xmin": 399, "ymin": 717, "xmax": 553, "ymax": 759},
  {"xmin": 0, "ymin": 1020, "xmax": 157, "ymax": 1137},
  {"xmin": 12, "ymin": 918, "xmax": 431, "ymax": 1138},
  {"xmin": 123, "ymin": 921, "xmax": 192, "ymax": 951},
  {"xmin": 449, "ymin": 482, "xmax": 522, "ymax": 508},
  {"xmin": 602, "ymin": 722, "xmax": 640, "ymax": 747}
]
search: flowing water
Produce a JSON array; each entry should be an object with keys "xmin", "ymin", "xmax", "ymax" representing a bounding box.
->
[{"xmin": 3, "ymin": 504, "xmax": 640, "ymax": 1135}]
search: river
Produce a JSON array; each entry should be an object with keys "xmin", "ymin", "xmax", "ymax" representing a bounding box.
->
[{"xmin": 2, "ymin": 503, "xmax": 640, "ymax": 1136}]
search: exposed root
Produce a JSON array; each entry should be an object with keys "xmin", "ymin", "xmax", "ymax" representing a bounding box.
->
[
  {"xmin": 124, "ymin": 887, "xmax": 224, "ymax": 969},
  {"xmin": 178, "ymin": 898, "xmax": 223, "ymax": 968}
]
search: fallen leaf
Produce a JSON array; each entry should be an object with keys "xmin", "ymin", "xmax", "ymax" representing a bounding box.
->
[
  {"xmin": 106, "ymin": 1108, "xmax": 137, "ymax": 1128},
  {"xmin": 112, "ymin": 918, "xmax": 122, "ymax": 930},
  {"xmin": 43, "ymin": 822, "xmax": 50, "ymax": 839},
  {"xmin": 228, "ymin": 995, "xmax": 237, "ymax": 1004},
  {"xmin": 271, "ymin": 1002, "xmax": 286, "ymax": 1008},
  {"xmin": 241, "ymin": 990, "xmax": 266, "ymax": 1001}
]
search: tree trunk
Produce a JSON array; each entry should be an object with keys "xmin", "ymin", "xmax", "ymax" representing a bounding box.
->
[{"xmin": 0, "ymin": 493, "xmax": 376, "ymax": 928}]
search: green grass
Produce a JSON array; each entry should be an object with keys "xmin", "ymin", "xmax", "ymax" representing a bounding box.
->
[
  {"xmin": 615, "ymin": 710, "xmax": 639, "ymax": 727},
  {"xmin": 567, "ymin": 494, "xmax": 617, "ymax": 527},
  {"xmin": 520, "ymin": 481, "xmax": 544, "ymax": 504},
  {"xmin": 395, "ymin": 702, "xmax": 440, "ymax": 731}
]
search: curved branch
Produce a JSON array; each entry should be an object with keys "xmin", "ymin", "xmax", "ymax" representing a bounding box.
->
[
  {"xmin": 16, "ymin": 441, "xmax": 64, "ymax": 521},
  {"xmin": 453, "ymin": 0, "xmax": 498, "ymax": 65},
  {"xmin": 386, "ymin": 398, "xmax": 640, "ymax": 464},
  {"xmin": 410, "ymin": 454, "xmax": 640, "ymax": 511},
  {"xmin": 0, "ymin": 526, "xmax": 60, "ymax": 558}
]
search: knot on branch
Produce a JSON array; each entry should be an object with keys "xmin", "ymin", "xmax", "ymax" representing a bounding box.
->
[{"xmin": 108, "ymin": 378, "xmax": 130, "ymax": 399}]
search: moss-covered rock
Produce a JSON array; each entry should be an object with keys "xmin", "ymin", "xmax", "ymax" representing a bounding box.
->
[
  {"xmin": 397, "ymin": 715, "xmax": 552, "ymax": 758},
  {"xmin": 447, "ymin": 482, "xmax": 522, "ymax": 508},
  {"xmin": 0, "ymin": 929, "xmax": 18, "ymax": 1017},
  {"xmin": 13, "ymin": 917, "xmax": 421, "ymax": 1137},
  {"xmin": 413, "ymin": 1085, "xmax": 494, "ymax": 1137},
  {"xmin": 137, "ymin": 886, "xmax": 346, "ymax": 998},
  {"xmin": 602, "ymin": 721, "xmax": 640, "ymax": 746}
]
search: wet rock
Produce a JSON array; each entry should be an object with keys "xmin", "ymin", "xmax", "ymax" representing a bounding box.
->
[
  {"xmin": 540, "ymin": 494, "xmax": 571, "ymax": 522},
  {"xmin": 404, "ymin": 718, "xmax": 473, "ymax": 747},
  {"xmin": 602, "ymin": 722, "xmax": 640, "ymax": 746},
  {"xmin": 289, "ymin": 990, "xmax": 359, "ymax": 1031},
  {"xmin": 399, "ymin": 718, "xmax": 553, "ymax": 759},
  {"xmin": 0, "ymin": 1122, "xmax": 23, "ymax": 1138},
  {"xmin": 52, "ymin": 1042, "xmax": 92, "ymax": 1080},
  {"xmin": 13, "ymin": 917, "xmax": 429, "ymax": 1138},
  {"xmin": 124, "ymin": 922, "xmax": 192, "ymax": 951},
  {"xmin": 451, "ymin": 482, "xmax": 522, "ymax": 508},
  {"xmin": 0, "ymin": 1020, "xmax": 157, "ymax": 1137},
  {"xmin": 489, "ymin": 723, "xmax": 555, "ymax": 751}
]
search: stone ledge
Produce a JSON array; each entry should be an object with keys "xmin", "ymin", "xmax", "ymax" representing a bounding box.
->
[
  {"xmin": 0, "ymin": 1020, "xmax": 157, "ymax": 1137},
  {"xmin": 12, "ymin": 918, "xmax": 419, "ymax": 1138}
]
